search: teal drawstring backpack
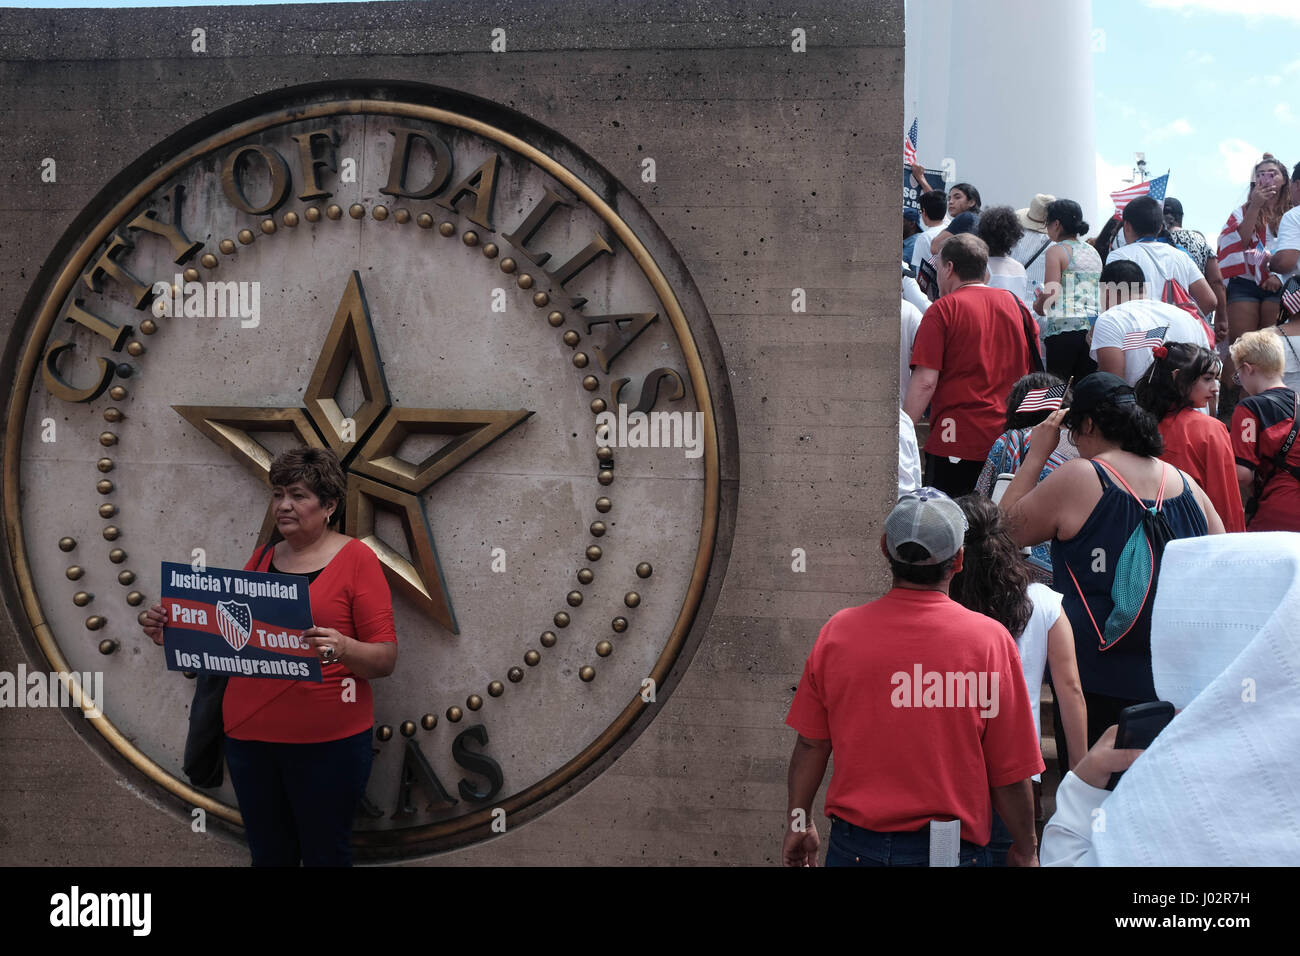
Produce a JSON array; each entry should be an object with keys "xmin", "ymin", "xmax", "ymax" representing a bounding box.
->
[{"xmin": 1066, "ymin": 460, "xmax": 1176, "ymax": 650}]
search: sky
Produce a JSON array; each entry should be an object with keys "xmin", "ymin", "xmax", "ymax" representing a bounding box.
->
[
  {"xmin": 2, "ymin": 0, "xmax": 1292, "ymax": 242},
  {"xmin": 1094, "ymin": 0, "xmax": 1297, "ymax": 240}
]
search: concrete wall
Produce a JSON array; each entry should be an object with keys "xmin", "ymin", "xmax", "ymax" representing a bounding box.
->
[{"xmin": 0, "ymin": 0, "xmax": 902, "ymax": 866}]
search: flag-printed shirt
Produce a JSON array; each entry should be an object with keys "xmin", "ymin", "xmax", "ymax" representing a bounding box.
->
[
  {"xmin": 1217, "ymin": 205, "xmax": 1276, "ymax": 284},
  {"xmin": 1090, "ymin": 298, "xmax": 1212, "ymax": 385},
  {"xmin": 223, "ymin": 537, "xmax": 397, "ymax": 743}
]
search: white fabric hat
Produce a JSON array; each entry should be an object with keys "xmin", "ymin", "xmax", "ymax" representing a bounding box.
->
[{"xmin": 1016, "ymin": 193, "xmax": 1055, "ymax": 233}]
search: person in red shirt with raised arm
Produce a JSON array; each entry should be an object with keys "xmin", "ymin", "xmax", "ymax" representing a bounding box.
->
[
  {"xmin": 783, "ymin": 489, "xmax": 1043, "ymax": 867},
  {"xmin": 1135, "ymin": 342, "xmax": 1246, "ymax": 532},
  {"xmin": 144, "ymin": 447, "xmax": 397, "ymax": 866}
]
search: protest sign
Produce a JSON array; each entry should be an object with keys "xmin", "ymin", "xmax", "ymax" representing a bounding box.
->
[
  {"xmin": 161, "ymin": 561, "xmax": 320, "ymax": 682},
  {"xmin": 904, "ymin": 166, "xmax": 946, "ymax": 214}
]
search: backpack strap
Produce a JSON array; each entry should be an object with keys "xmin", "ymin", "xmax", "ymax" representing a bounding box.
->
[
  {"xmin": 1093, "ymin": 458, "xmax": 1170, "ymax": 511},
  {"xmin": 1024, "ymin": 236, "xmax": 1052, "ymax": 269}
]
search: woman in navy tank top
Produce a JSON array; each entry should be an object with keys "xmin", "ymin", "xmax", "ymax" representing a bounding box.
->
[{"xmin": 997, "ymin": 373, "xmax": 1224, "ymax": 771}]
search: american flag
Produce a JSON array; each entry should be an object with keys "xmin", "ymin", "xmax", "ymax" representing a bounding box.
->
[
  {"xmin": 1283, "ymin": 281, "xmax": 1300, "ymax": 318},
  {"xmin": 1017, "ymin": 383, "xmax": 1068, "ymax": 413},
  {"xmin": 1217, "ymin": 205, "xmax": 1269, "ymax": 283},
  {"xmin": 1110, "ymin": 172, "xmax": 1169, "ymax": 220},
  {"xmin": 216, "ymin": 599, "xmax": 252, "ymax": 652},
  {"xmin": 903, "ymin": 118, "xmax": 918, "ymax": 166},
  {"xmin": 1121, "ymin": 326, "xmax": 1169, "ymax": 351}
]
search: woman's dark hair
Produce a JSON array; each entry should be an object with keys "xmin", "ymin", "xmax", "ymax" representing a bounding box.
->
[
  {"xmin": 1046, "ymin": 198, "xmax": 1088, "ymax": 238},
  {"xmin": 1093, "ymin": 217, "xmax": 1123, "ymax": 266},
  {"xmin": 1004, "ymin": 372, "xmax": 1069, "ymax": 431},
  {"xmin": 1135, "ymin": 342, "xmax": 1222, "ymax": 422},
  {"xmin": 1063, "ymin": 397, "xmax": 1164, "ymax": 457},
  {"xmin": 976, "ymin": 206, "xmax": 1023, "ymax": 258},
  {"xmin": 949, "ymin": 495, "xmax": 1033, "ymax": 637},
  {"xmin": 887, "ymin": 542, "xmax": 957, "ymax": 586},
  {"xmin": 268, "ymin": 447, "xmax": 347, "ymax": 528},
  {"xmin": 951, "ymin": 182, "xmax": 982, "ymax": 212}
]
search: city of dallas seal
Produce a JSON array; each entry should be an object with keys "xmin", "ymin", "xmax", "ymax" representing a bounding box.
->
[{"xmin": 3, "ymin": 83, "xmax": 732, "ymax": 857}]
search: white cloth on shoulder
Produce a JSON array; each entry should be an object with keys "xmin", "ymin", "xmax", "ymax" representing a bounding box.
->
[{"xmin": 1042, "ymin": 532, "xmax": 1300, "ymax": 865}]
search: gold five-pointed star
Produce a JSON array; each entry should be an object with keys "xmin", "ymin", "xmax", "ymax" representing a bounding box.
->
[{"xmin": 173, "ymin": 271, "xmax": 532, "ymax": 633}]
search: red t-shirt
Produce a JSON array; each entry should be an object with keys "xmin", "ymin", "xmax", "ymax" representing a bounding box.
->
[
  {"xmin": 223, "ymin": 537, "xmax": 397, "ymax": 743},
  {"xmin": 1231, "ymin": 386, "xmax": 1300, "ymax": 532},
  {"xmin": 1159, "ymin": 407, "xmax": 1245, "ymax": 532},
  {"xmin": 785, "ymin": 588, "xmax": 1043, "ymax": 846},
  {"xmin": 910, "ymin": 284, "xmax": 1039, "ymax": 460}
]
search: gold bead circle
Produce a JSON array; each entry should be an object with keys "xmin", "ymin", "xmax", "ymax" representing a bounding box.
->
[
  {"xmin": 566, "ymin": 590, "xmax": 583, "ymax": 607},
  {"xmin": 488, "ymin": 681, "xmax": 504, "ymax": 697},
  {"xmin": 421, "ymin": 713, "xmax": 437, "ymax": 730},
  {"xmin": 376, "ymin": 725, "xmax": 393, "ymax": 741},
  {"xmin": 400, "ymin": 719, "xmax": 417, "ymax": 737},
  {"xmin": 372, "ymin": 205, "xmax": 389, "ymax": 221},
  {"xmin": 499, "ymin": 257, "xmax": 517, "ymax": 273},
  {"xmin": 326, "ymin": 204, "xmax": 343, "ymax": 220},
  {"xmin": 305, "ymin": 206, "xmax": 322, "ymax": 222},
  {"xmin": 58, "ymin": 537, "xmax": 76, "ymax": 552},
  {"xmin": 102, "ymin": 526, "xmax": 120, "ymax": 541},
  {"xmin": 439, "ymin": 221, "xmax": 456, "ymax": 236},
  {"xmin": 595, "ymin": 497, "xmax": 612, "ymax": 513},
  {"xmin": 577, "ymin": 568, "xmax": 594, "ymax": 585},
  {"xmin": 237, "ymin": 229, "xmax": 255, "ymax": 245},
  {"xmin": 97, "ymin": 479, "xmax": 114, "ymax": 494},
  {"xmin": 126, "ymin": 341, "xmax": 145, "ymax": 357},
  {"xmin": 540, "ymin": 630, "xmax": 557, "ymax": 648},
  {"xmin": 596, "ymin": 640, "xmax": 613, "ymax": 657},
  {"xmin": 462, "ymin": 230, "xmax": 479, "ymax": 246},
  {"xmin": 66, "ymin": 566, "xmax": 84, "ymax": 580},
  {"xmin": 109, "ymin": 549, "xmax": 126, "ymax": 563},
  {"xmin": 579, "ymin": 665, "xmax": 596, "ymax": 682},
  {"xmin": 563, "ymin": 330, "xmax": 580, "ymax": 347},
  {"xmin": 524, "ymin": 649, "xmax": 541, "ymax": 666},
  {"xmin": 467, "ymin": 694, "xmax": 483, "ymax": 711},
  {"xmin": 98, "ymin": 504, "xmax": 117, "ymax": 519},
  {"xmin": 636, "ymin": 562, "xmax": 653, "ymax": 578},
  {"xmin": 572, "ymin": 352, "xmax": 589, "ymax": 368},
  {"xmin": 98, "ymin": 639, "xmax": 118, "ymax": 655},
  {"xmin": 548, "ymin": 311, "xmax": 565, "ymax": 327},
  {"xmin": 283, "ymin": 211, "xmax": 299, "ymax": 227},
  {"xmin": 416, "ymin": 213, "xmax": 433, "ymax": 228},
  {"xmin": 598, "ymin": 469, "xmax": 614, "ymax": 485},
  {"xmin": 554, "ymin": 611, "xmax": 571, "ymax": 628},
  {"xmin": 200, "ymin": 253, "xmax": 218, "ymax": 269},
  {"xmin": 612, "ymin": 616, "xmax": 628, "ymax": 633},
  {"xmin": 126, "ymin": 591, "xmax": 144, "ymax": 606},
  {"xmin": 349, "ymin": 203, "xmax": 365, "ymax": 219},
  {"xmin": 108, "ymin": 386, "xmax": 127, "ymax": 401},
  {"xmin": 260, "ymin": 218, "xmax": 276, "ymax": 234},
  {"xmin": 625, "ymin": 591, "xmax": 641, "ymax": 608},
  {"xmin": 219, "ymin": 239, "xmax": 236, "ymax": 255},
  {"xmin": 118, "ymin": 570, "xmax": 135, "ymax": 585},
  {"xmin": 508, "ymin": 666, "xmax": 524, "ymax": 683},
  {"xmin": 73, "ymin": 591, "xmax": 92, "ymax": 607},
  {"xmin": 85, "ymin": 615, "xmax": 106, "ymax": 631},
  {"xmin": 586, "ymin": 545, "xmax": 603, "ymax": 561},
  {"xmin": 447, "ymin": 706, "xmax": 463, "ymax": 722}
]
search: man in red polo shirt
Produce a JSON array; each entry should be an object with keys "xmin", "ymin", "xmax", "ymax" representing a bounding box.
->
[
  {"xmin": 782, "ymin": 488, "xmax": 1043, "ymax": 866},
  {"xmin": 905, "ymin": 233, "xmax": 1041, "ymax": 496}
]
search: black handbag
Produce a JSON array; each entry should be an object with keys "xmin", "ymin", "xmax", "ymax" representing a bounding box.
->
[
  {"xmin": 182, "ymin": 673, "xmax": 229, "ymax": 788},
  {"xmin": 180, "ymin": 542, "xmax": 274, "ymax": 788}
]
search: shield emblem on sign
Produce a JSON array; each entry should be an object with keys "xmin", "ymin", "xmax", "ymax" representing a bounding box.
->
[{"xmin": 216, "ymin": 600, "xmax": 252, "ymax": 652}]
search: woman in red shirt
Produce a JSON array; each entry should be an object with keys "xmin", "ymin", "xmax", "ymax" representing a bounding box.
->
[
  {"xmin": 1135, "ymin": 342, "xmax": 1246, "ymax": 532},
  {"xmin": 143, "ymin": 448, "xmax": 397, "ymax": 865}
]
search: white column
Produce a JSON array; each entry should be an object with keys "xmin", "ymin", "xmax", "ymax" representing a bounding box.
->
[{"xmin": 906, "ymin": 0, "xmax": 1097, "ymax": 226}]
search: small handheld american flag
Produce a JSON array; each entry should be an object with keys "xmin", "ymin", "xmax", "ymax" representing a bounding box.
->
[
  {"xmin": 1121, "ymin": 326, "xmax": 1169, "ymax": 351},
  {"xmin": 903, "ymin": 118, "xmax": 918, "ymax": 166},
  {"xmin": 1282, "ymin": 278, "xmax": 1300, "ymax": 318},
  {"xmin": 1017, "ymin": 383, "xmax": 1068, "ymax": 413}
]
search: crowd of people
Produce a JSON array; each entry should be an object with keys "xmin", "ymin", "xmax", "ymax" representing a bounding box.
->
[{"xmin": 784, "ymin": 156, "xmax": 1300, "ymax": 867}]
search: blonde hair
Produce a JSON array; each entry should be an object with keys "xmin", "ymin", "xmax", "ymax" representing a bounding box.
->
[{"xmin": 1230, "ymin": 329, "xmax": 1285, "ymax": 376}]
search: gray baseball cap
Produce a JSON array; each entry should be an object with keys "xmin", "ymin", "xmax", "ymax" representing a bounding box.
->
[{"xmin": 885, "ymin": 487, "xmax": 968, "ymax": 565}]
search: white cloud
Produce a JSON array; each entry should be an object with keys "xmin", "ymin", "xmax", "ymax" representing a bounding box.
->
[
  {"xmin": 1149, "ymin": 118, "xmax": 1195, "ymax": 142},
  {"xmin": 1284, "ymin": 59, "xmax": 1300, "ymax": 74},
  {"xmin": 1183, "ymin": 49, "xmax": 1215, "ymax": 66},
  {"xmin": 1277, "ymin": 103, "xmax": 1296, "ymax": 125},
  {"xmin": 1219, "ymin": 138, "xmax": 1263, "ymax": 186},
  {"xmin": 1143, "ymin": 0, "xmax": 1300, "ymax": 21}
]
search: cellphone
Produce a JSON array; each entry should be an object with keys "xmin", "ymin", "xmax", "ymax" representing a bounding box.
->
[{"xmin": 1106, "ymin": 701, "xmax": 1175, "ymax": 790}]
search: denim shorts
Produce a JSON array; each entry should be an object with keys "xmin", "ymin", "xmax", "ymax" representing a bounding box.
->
[
  {"xmin": 825, "ymin": 816, "xmax": 991, "ymax": 867},
  {"xmin": 1227, "ymin": 275, "xmax": 1282, "ymax": 303}
]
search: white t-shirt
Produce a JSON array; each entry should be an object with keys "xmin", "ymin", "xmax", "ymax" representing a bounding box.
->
[
  {"xmin": 900, "ymin": 297, "xmax": 924, "ymax": 399},
  {"xmin": 1090, "ymin": 298, "xmax": 1212, "ymax": 384},
  {"xmin": 1280, "ymin": 328, "xmax": 1300, "ymax": 393},
  {"xmin": 902, "ymin": 274, "xmax": 930, "ymax": 317},
  {"xmin": 1275, "ymin": 207, "xmax": 1300, "ymax": 282},
  {"xmin": 1108, "ymin": 239, "xmax": 1205, "ymax": 293},
  {"xmin": 1018, "ymin": 583, "xmax": 1063, "ymax": 783},
  {"xmin": 987, "ymin": 256, "xmax": 1032, "ymax": 308},
  {"xmin": 898, "ymin": 406, "xmax": 922, "ymax": 499},
  {"xmin": 911, "ymin": 220, "xmax": 949, "ymax": 271}
]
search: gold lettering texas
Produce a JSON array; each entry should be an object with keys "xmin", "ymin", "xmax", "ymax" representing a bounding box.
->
[{"xmin": 172, "ymin": 270, "xmax": 531, "ymax": 632}]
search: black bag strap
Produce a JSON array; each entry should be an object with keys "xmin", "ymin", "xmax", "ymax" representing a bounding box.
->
[
  {"xmin": 1023, "ymin": 236, "xmax": 1052, "ymax": 269},
  {"xmin": 1272, "ymin": 392, "xmax": 1300, "ymax": 481}
]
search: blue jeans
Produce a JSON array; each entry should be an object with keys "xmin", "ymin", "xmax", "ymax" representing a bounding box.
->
[
  {"xmin": 224, "ymin": 729, "xmax": 374, "ymax": 866},
  {"xmin": 987, "ymin": 811, "xmax": 1012, "ymax": 867},
  {"xmin": 825, "ymin": 817, "xmax": 991, "ymax": 867}
]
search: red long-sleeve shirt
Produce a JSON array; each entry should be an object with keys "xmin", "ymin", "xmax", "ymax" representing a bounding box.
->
[
  {"xmin": 1158, "ymin": 407, "xmax": 1246, "ymax": 533},
  {"xmin": 222, "ymin": 537, "xmax": 397, "ymax": 743}
]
